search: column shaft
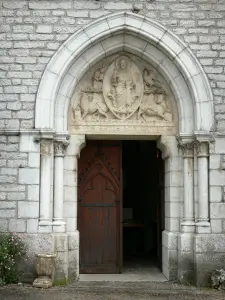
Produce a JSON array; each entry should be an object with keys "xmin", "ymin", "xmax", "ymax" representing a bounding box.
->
[
  {"xmin": 198, "ymin": 156, "xmax": 208, "ymax": 221},
  {"xmin": 53, "ymin": 156, "xmax": 64, "ymax": 222},
  {"xmin": 178, "ymin": 141, "xmax": 195, "ymax": 232},
  {"xmin": 196, "ymin": 141, "xmax": 210, "ymax": 233},
  {"xmin": 53, "ymin": 141, "xmax": 67, "ymax": 231},
  {"xmin": 39, "ymin": 139, "xmax": 52, "ymax": 225},
  {"xmin": 183, "ymin": 156, "xmax": 194, "ymax": 222}
]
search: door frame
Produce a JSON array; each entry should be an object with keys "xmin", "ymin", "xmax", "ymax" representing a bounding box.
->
[
  {"xmin": 71, "ymin": 134, "xmax": 178, "ymax": 279},
  {"xmin": 77, "ymin": 138, "xmax": 166, "ymax": 274}
]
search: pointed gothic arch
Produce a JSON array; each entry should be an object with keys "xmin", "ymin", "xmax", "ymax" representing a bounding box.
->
[{"xmin": 35, "ymin": 12, "xmax": 214, "ymax": 135}]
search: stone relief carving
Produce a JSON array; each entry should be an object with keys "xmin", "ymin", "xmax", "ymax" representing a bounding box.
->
[
  {"xmin": 138, "ymin": 69, "xmax": 172, "ymax": 122},
  {"xmin": 69, "ymin": 53, "xmax": 177, "ymax": 135},
  {"xmin": 54, "ymin": 141, "xmax": 69, "ymax": 157},
  {"xmin": 103, "ymin": 56, "xmax": 143, "ymax": 120},
  {"xmin": 73, "ymin": 67, "xmax": 108, "ymax": 121},
  {"xmin": 177, "ymin": 138, "xmax": 195, "ymax": 158}
]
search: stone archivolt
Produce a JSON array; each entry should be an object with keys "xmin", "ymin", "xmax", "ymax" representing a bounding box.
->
[{"xmin": 69, "ymin": 53, "xmax": 177, "ymax": 135}]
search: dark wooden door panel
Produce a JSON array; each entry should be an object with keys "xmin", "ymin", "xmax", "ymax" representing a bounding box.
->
[{"xmin": 78, "ymin": 140, "xmax": 122, "ymax": 274}]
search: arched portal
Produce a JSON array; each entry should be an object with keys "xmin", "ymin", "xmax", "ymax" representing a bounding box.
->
[
  {"xmin": 35, "ymin": 12, "xmax": 214, "ymax": 134},
  {"xmin": 34, "ymin": 12, "xmax": 214, "ymax": 283}
]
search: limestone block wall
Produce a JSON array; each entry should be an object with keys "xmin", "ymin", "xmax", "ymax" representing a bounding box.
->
[
  {"xmin": 1, "ymin": 0, "xmax": 225, "ymax": 229},
  {"xmin": 0, "ymin": 133, "xmax": 40, "ymax": 233},
  {"xmin": 0, "ymin": 0, "xmax": 225, "ymax": 286}
]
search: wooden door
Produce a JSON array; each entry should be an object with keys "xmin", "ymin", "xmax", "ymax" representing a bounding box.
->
[{"xmin": 78, "ymin": 140, "xmax": 122, "ymax": 274}]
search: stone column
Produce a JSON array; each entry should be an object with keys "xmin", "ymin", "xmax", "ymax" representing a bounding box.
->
[
  {"xmin": 195, "ymin": 140, "xmax": 210, "ymax": 233},
  {"xmin": 53, "ymin": 140, "xmax": 68, "ymax": 232},
  {"xmin": 39, "ymin": 139, "xmax": 53, "ymax": 228},
  {"xmin": 178, "ymin": 139, "xmax": 195, "ymax": 233},
  {"xmin": 65, "ymin": 135, "xmax": 85, "ymax": 281},
  {"xmin": 177, "ymin": 136, "xmax": 195, "ymax": 283}
]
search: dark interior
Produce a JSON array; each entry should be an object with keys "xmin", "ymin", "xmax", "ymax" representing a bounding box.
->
[{"xmin": 122, "ymin": 140, "xmax": 164, "ymax": 269}]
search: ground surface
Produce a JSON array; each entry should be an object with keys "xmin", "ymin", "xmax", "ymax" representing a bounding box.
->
[{"xmin": 0, "ymin": 281, "xmax": 224, "ymax": 300}]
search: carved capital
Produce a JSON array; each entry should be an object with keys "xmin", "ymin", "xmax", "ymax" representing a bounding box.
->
[
  {"xmin": 54, "ymin": 141, "xmax": 69, "ymax": 157},
  {"xmin": 177, "ymin": 140, "xmax": 194, "ymax": 158},
  {"xmin": 40, "ymin": 139, "xmax": 52, "ymax": 156},
  {"xmin": 195, "ymin": 141, "xmax": 209, "ymax": 157}
]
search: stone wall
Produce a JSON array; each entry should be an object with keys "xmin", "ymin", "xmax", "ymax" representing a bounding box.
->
[
  {"xmin": 1, "ymin": 0, "xmax": 225, "ymax": 229},
  {"xmin": 0, "ymin": 0, "xmax": 225, "ymax": 131},
  {"xmin": 0, "ymin": 0, "xmax": 225, "ymax": 286}
]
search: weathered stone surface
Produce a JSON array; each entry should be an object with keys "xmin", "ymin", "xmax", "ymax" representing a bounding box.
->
[
  {"xmin": 18, "ymin": 201, "xmax": 39, "ymax": 218},
  {"xmin": 0, "ymin": 0, "xmax": 225, "ymax": 288},
  {"xmin": 19, "ymin": 168, "xmax": 39, "ymax": 184}
]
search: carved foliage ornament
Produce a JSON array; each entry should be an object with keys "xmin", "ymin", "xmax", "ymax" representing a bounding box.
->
[
  {"xmin": 54, "ymin": 141, "xmax": 69, "ymax": 157},
  {"xmin": 40, "ymin": 139, "xmax": 52, "ymax": 156},
  {"xmin": 177, "ymin": 138, "xmax": 209, "ymax": 157},
  {"xmin": 69, "ymin": 53, "xmax": 175, "ymax": 129},
  {"xmin": 177, "ymin": 139, "xmax": 195, "ymax": 158}
]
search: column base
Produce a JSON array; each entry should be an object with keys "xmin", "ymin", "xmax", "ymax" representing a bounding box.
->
[
  {"xmin": 53, "ymin": 220, "xmax": 66, "ymax": 233},
  {"xmin": 38, "ymin": 220, "xmax": 52, "ymax": 233},
  {"xmin": 196, "ymin": 221, "xmax": 211, "ymax": 233},
  {"xmin": 181, "ymin": 221, "xmax": 195, "ymax": 233},
  {"xmin": 39, "ymin": 220, "xmax": 52, "ymax": 226}
]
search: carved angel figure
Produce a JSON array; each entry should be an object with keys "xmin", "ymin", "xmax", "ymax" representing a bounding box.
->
[
  {"xmin": 92, "ymin": 68, "xmax": 104, "ymax": 90},
  {"xmin": 143, "ymin": 68, "xmax": 165, "ymax": 93}
]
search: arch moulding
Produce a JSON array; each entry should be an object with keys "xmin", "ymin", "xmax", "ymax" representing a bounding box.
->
[{"xmin": 35, "ymin": 12, "xmax": 214, "ymax": 136}]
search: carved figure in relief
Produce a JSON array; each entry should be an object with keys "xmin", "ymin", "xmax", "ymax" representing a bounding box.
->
[
  {"xmin": 79, "ymin": 92, "xmax": 108, "ymax": 120},
  {"xmin": 92, "ymin": 68, "xmax": 104, "ymax": 90},
  {"xmin": 143, "ymin": 68, "xmax": 165, "ymax": 94},
  {"xmin": 143, "ymin": 69, "xmax": 161, "ymax": 91},
  {"xmin": 70, "ymin": 55, "xmax": 174, "ymax": 125},
  {"xmin": 138, "ymin": 94, "xmax": 172, "ymax": 122},
  {"xmin": 138, "ymin": 68, "xmax": 172, "ymax": 122},
  {"xmin": 74, "ymin": 68, "xmax": 108, "ymax": 120},
  {"xmin": 108, "ymin": 57, "xmax": 138, "ymax": 112}
]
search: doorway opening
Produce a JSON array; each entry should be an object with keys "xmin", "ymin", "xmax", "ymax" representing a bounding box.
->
[
  {"xmin": 122, "ymin": 140, "xmax": 164, "ymax": 273},
  {"xmin": 78, "ymin": 139, "xmax": 164, "ymax": 277}
]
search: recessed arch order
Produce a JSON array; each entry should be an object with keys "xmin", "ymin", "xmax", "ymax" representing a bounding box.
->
[{"xmin": 35, "ymin": 12, "xmax": 214, "ymax": 135}]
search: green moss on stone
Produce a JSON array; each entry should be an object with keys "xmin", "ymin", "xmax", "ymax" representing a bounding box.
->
[{"xmin": 53, "ymin": 278, "xmax": 69, "ymax": 286}]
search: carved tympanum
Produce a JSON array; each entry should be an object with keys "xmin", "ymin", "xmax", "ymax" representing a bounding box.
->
[
  {"xmin": 103, "ymin": 56, "xmax": 143, "ymax": 120},
  {"xmin": 69, "ymin": 53, "xmax": 176, "ymax": 135}
]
